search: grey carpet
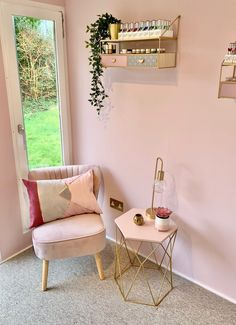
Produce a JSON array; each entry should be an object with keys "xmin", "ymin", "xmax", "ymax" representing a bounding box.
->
[{"xmin": 0, "ymin": 240, "xmax": 235, "ymax": 325}]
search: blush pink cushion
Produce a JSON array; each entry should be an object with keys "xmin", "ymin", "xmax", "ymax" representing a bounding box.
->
[
  {"xmin": 23, "ymin": 169, "xmax": 102, "ymax": 228},
  {"xmin": 32, "ymin": 213, "xmax": 106, "ymax": 260}
]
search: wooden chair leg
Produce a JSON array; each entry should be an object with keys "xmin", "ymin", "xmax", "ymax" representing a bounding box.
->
[
  {"xmin": 42, "ymin": 260, "xmax": 49, "ymax": 291},
  {"xmin": 94, "ymin": 253, "xmax": 105, "ymax": 280}
]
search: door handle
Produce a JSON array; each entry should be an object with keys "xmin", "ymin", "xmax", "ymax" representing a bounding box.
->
[
  {"xmin": 17, "ymin": 124, "xmax": 26, "ymax": 149},
  {"xmin": 17, "ymin": 124, "xmax": 25, "ymax": 135}
]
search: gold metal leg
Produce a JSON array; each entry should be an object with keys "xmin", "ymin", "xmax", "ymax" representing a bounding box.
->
[
  {"xmin": 114, "ymin": 227, "xmax": 178, "ymax": 306},
  {"xmin": 94, "ymin": 253, "xmax": 105, "ymax": 280},
  {"xmin": 42, "ymin": 259, "xmax": 49, "ymax": 291}
]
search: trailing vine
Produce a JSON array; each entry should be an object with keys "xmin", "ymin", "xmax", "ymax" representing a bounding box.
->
[{"xmin": 86, "ymin": 13, "xmax": 121, "ymax": 115}]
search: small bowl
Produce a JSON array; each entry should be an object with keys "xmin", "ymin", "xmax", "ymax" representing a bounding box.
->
[{"xmin": 133, "ymin": 213, "xmax": 144, "ymax": 226}]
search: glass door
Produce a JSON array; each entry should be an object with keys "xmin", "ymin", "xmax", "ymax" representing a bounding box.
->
[
  {"xmin": 14, "ymin": 15, "xmax": 63, "ymax": 169},
  {"xmin": 0, "ymin": 2, "xmax": 71, "ymax": 231}
]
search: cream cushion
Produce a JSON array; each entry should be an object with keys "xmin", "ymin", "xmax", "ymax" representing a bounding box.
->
[{"xmin": 24, "ymin": 170, "xmax": 102, "ymax": 228}]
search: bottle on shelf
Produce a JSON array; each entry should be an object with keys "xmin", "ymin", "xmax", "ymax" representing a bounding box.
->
[
  {"xmin": 127, "ymin": 22, "xmax": 134, "ymax": 38},
  {"xmin": 156, "ymin": 19, "xmax": 162, "ymax": 29},
  {"xmin": 118, "ymin": 23, "xmax": 124, "ymax": 40},
  {"xmin": 124, "ymin": 22, "xmax": 129, "ymax": 39},
  {"xmin": 149, "ymin": 20, "xmax": 156, "ymax": 38},
  {"xmin": 143, "ymin": 20, "xmax": 150, "ymax": 30},
  {"xmin": 132, "ymin": 22, "xmax": 139, "ymax": 39},
  {"xmin": 117, "ymin": 17, "xmax": 174, "ymax": 40},
  {"xmin": 138, "ymin": 21, "xmax": 144, "ymax": 31},
  {"xmin": 224, "ymin": 41, "xmax": 236, "ymax": 64},
  {"xmin": 143, "ymin": 20, "xmax": 150, "ymax": 38},
  {"xmin": 228, "ymin": 43, "xmax": 233, "ymax": 55},
  {"xmin": 133, "ymin": 22, "xmax": 139, "ymax": 32},
  {"xmin": 136, "ymin": 21, "xmax": 144, "ymax": 39},
  {"xmin": 154, "ymin": 19, "xmax": 173, "ymax": 38}
]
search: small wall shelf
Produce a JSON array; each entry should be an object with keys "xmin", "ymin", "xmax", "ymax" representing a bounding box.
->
[
  {"xmin": 100, "ymin": 15, "xmax": 181, "ymax": 69},
  {"xmin": 218, "ymin": 58, "xmax": 236, "ymax": 98}
]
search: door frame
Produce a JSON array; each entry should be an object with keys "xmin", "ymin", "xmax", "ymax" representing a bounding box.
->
[{"xmin": 0, "ymin": 0, "xmax": 72, "ymax": 231}]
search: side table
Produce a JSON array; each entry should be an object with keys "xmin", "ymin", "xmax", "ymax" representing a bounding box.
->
[{"xmin": 114, "ymin": 208, "xmax": 177, "ymax": 307}]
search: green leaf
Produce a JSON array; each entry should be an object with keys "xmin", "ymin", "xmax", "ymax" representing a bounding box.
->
[{"xmin": 86, "ymin": 13, "xmax": 120, "ymax": 115}]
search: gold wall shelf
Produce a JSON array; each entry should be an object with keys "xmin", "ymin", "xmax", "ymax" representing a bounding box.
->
[
  {"xmin": 100, "ymin": 15, "xmax": 181, "ymax": 69},
  {"xmin": 218, "ymin": 59, "xmax": 236, "ymax": 98}
]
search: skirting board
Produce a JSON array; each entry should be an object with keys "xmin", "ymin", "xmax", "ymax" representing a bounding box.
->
[
  {"xmin": 0, "ymin": 244, "xmax": 32, "ymax": 265},
  {"xmin": 106, "ymin": 235, "xmax": 236, "ymax": 305}
]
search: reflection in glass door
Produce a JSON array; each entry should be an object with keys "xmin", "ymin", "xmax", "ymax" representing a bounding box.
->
[{"xmin": 13, "ymin": 16, "xmax": 63, "ymax": 170}]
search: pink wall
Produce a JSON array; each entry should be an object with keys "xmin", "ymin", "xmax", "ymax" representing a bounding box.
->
[
  {"xmin": 0, "ymin": 0, "xmax": 64, "ymax": 261},
  {"xmin": 65, "ymin": 0, "xmax": 236, "ymax": 302},
  {"xmin": 0, "ymin": 0, "xmax": 235, "ymax": 303}
]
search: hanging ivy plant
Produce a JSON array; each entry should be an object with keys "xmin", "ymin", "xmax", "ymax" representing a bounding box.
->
[{"xmin": 86, "ymin": 13, "xmax": 121, "ymax": 115}]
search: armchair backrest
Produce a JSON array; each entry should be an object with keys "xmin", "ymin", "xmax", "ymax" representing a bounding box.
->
[{"xmin": 28, "ymin": 165, "xmax": 102, "ymax": 198}]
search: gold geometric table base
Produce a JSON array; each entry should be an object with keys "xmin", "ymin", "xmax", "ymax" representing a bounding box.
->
[{"xmin": 114, "ymin": 227, "xmax": 177, "ymax": 307}]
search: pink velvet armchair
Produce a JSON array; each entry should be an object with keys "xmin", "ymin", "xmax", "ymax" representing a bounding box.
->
[{"xmin": 28, "ymin": 165, "xmax": 106, "ymax": 291}]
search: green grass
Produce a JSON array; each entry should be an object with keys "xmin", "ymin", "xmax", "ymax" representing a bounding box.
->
[{"xmin": 24, "ymin": 104, "xmax": 63, "ymax": 170}]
